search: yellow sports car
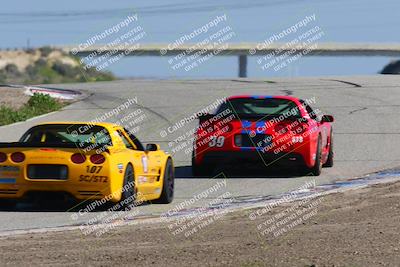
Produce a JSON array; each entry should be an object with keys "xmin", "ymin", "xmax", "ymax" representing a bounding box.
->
[{"xmin": 0, "ymin": 122, "xmax": 174, "ymax": 208}]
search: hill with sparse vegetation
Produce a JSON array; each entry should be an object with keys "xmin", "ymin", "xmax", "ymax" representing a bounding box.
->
[{"xmin": 0, "ymin": 47, "xmax": 115, "ymax": 84}]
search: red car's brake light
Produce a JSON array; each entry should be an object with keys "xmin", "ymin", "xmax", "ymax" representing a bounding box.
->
[
  {"xmin": 90, "ymin": 154, "xmax": 106, "ymax": 164},
  {"xmin": 71, "ymin": 153, "xmax": 86, "ymax": 164},
  {"xmin": 0, "ymin": 152, "xmax": 7, "ymax": 163},
  {"xmin": 10, "ymin": 152, "xmax": 25, "ymax": 163}
]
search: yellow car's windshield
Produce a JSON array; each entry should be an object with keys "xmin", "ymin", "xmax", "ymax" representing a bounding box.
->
[{"xmin": 19, "ymin": 124, "xmax": 112, "ymax": 146}]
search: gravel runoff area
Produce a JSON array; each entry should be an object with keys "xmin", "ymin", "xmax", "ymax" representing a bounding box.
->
[
  {"xmin": 0, "ymin": 86, "xmax": 29, "ymax": 109},
  {"xmin": 1, "ymin": 180, "xmax": 400, "ymax": 267}
]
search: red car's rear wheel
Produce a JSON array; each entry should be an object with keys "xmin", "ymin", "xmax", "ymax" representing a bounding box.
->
[{"xmin": 323, "ymin": 130, "xmax": 334, "ymax": 168}]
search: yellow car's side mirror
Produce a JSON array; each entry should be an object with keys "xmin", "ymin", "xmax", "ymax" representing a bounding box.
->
[{"xmin": 145, "ymin": 143, "xmax": 159, "ymax": 152}]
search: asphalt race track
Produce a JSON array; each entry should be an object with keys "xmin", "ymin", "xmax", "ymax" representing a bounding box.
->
[{"xmin": 0, "ymin": 75, "xmax": 400, "ymax": 233}]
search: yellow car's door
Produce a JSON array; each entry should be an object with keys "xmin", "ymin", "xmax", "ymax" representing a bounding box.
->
[{"xmin": 114, "ymin": 128, "xmax": 161, "ymax": 198}]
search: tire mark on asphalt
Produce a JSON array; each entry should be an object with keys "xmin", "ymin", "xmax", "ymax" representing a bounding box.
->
[
  {"xmin": 281, "ymin": 89, "xmax": 293, "ymax": 95},
  {"xmin": 324, "ymin": 79, "xmax": 362, "ymax": 87},
  {"xmin": 349, "ymin": 107, "xmax": 368, "ymax": 114},
  {"xmin": 229, "ymin": 79, "xmax": 277, "ymax": 84},
  {"xmin": 82, "ymin": 92, "xmax": 172, "ymax": 124}
]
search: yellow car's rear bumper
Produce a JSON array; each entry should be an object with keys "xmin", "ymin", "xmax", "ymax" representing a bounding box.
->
[{"xmin": 0, "ymin": 181, "xmax": 113, "ymax": 201}]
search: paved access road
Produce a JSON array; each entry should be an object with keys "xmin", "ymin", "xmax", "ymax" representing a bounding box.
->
[{"xmin": 0, "ymin": 76, "xmax": 399, "ymax": 233}]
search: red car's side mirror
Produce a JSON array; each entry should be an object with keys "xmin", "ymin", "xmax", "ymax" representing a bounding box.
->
[{"xmin": 321, "ymin": 115, "xmax": 334, "ymax": 123}]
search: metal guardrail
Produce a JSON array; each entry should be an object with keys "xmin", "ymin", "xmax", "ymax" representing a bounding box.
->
[
  {"xmin": 55, "ymin": 43, "xmax": 400, "ymax": 77},
  {"xmin": 57, "ymin": 43, "xmax": 400, "ymax": 56}
]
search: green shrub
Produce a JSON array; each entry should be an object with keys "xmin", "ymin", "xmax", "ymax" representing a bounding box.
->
[
  {"xmin": 26, "ymin": 93, "xmax": 63, "ymax": 112},
  {"xmin": 0, "ymin": 93, "xmax": 64, "ymax": 126},
  {"xmin": 0, "ymin": 70, "xmax": 6, "ymax": 83},
  {"xmin": 52, "ymin": 61, "xmax": 80, "ymax": 78},
  {"xmin": 35, "ymin": 58, "xmax": 47, "ymax": 67},
  {"xmin": 39, "ymin": 46, "xmax": 53, "ymax": 57},
  {"xmin": 0, "ymin": 106, "xmax": 23, "ymax": 125},
  {"xmin": 26, "ymin": 48, "xmax": 36, "ymax": 55},
  {"xmin": 4, "ymin": 64, "xmax": 20, "ymax": 76}
]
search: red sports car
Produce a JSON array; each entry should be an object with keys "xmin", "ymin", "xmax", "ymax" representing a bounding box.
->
[{"xmin": 192, "ymin": 95, "xmax": 334, "ymax": 176}]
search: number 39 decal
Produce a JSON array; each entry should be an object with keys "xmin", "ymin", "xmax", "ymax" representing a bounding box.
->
[{"xmin": 208, "ymin": 136, "xmax": 225, "ymax": 147}]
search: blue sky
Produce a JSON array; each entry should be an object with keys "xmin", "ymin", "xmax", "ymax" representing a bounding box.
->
[{"xmin": 1, "ymin": 0, "xmax": 399, "ymax": 77}]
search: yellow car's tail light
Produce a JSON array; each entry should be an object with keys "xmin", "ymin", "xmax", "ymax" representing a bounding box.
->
[
  {"xmin": 90, "ymin": 154, "xmax": 105, "ymax": 164},
  {"xmin": 0, "ymin": 152, "xmax": 7, "ymax": 163},
  {"xmin": 10, "ymin": 152, "xmax": 25, "ymax": 163},
  {"xmin": 71, "ymin": 153, "xmax": 86, "ymax": 164}
]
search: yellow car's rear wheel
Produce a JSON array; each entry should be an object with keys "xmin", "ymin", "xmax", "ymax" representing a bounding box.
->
[
  {"xmin": 155, "ymin": 158, "xmax": 174, "ymax": 204},
  {"xmin": 119, "ymin": 164, "xmax": 135, "ymax": 210}
]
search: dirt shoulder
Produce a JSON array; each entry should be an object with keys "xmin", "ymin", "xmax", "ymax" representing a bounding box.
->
[
  {"xmin": 1, "ymin": 181, "xmax": 400, "ymax": 267},
  {"xmin": 0, "ymin": 87, "xmax": 29, "ymax": 109}
]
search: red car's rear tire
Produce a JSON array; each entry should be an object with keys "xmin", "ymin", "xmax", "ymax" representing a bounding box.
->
[
  {"xmin": 323, "ymin": 130, "xmax": 334, "ymax": 168},
  {"xmin": 192, "ymin": 163, "xmax": 214, "ymax": 177},
  {"xmin": 192, "ymin": 150, "xmax": 213, "ymax": 177},
  {"xmin": 308, "ymin": 136, "xmax": 323, "ymax": 176}
]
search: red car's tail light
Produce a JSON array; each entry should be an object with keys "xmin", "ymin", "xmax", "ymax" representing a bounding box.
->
[
  {"xmin": 0, "ymin": 152, "xmax": 7, "ymax": 163},
  {"xmin": 90, "ymin": 154, "xmax": 106, "ymax": 164},
  {"xmin": 71, "ymin": 153, "xmax": 86, "ymax": 164},
  {"xmin": 10, "ymin": 152, "xmax": 25, "ymax": 163},
  {"xmin": 234, "ymin": 135, "xmax": 242, "ymax": 147}
]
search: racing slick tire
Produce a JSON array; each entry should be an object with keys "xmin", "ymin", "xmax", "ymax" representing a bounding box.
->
[
  {"xmin": 192, "ymin": 150, "xmax": 213, "ymax": 177},
  {"xmin": 323, "ymin": 130, "xmax": 334, "ymax": 168},
  {"xmin": 155, "ymin": 158, "xmax": 174, "ymax": 204},
  {"xmin": 308, "ymin": 136, "xmax": 323, "ymax": 176},
  {"xmin": 0, "ymin": 199, "xmax": 16, "ymax": 210},
  {"xmin": 119, "ymin": 164, "xmax": 136, "ymax": 210},
  {"xmin": 192, "ymin": 163, "xmax": 214, "ymax": 177}
]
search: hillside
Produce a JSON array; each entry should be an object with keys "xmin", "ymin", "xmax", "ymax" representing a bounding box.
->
[{"xmin": 0, "ymin": 47, "xmax": 115, "ymax": 84}]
